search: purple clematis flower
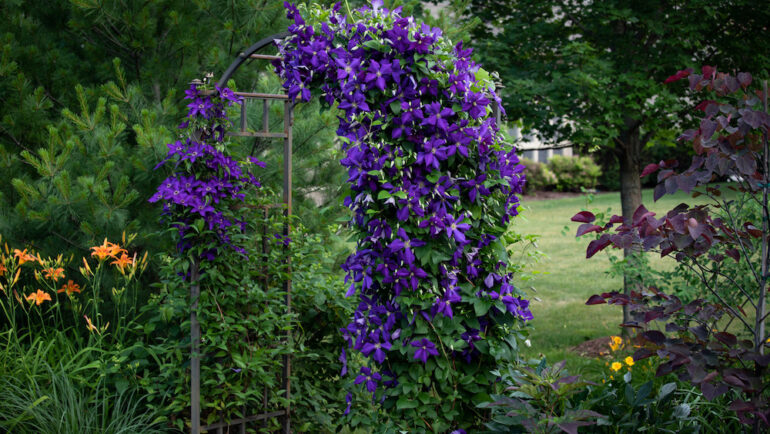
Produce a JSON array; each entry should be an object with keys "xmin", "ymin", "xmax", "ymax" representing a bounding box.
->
[
  {"xmin": 463, "ymin": 91, "xmax": 490, "ymax": 119},
  {"xmin": 187, "ymin": 98, "xmax": 214, "ymax": 119},
  {"xmin": 421, "ymin": 102, "xmax": 454, "ymax": 132},
  {"xmin": 355, "ymin": 366, "xmax": 382, "ymax": 392},
  {"xmin": 388, "ymin": 227, "xmax": 425, "ymax": 265},
  {"xmin": 364, "ymin": 59, "xmax": 393, "ymax": 91},
  {"xmin": 411, "ymin": 338, "xmax": 439, "ymax": 363},
  {"xmin": 361, "ymin": 339, "xmax": 392, "ymax": 364},
  {"xmin": 444, "ymin": 213, "xmax": 471, "ymax": 243},
  {"xmin": 435, "ymin": 288, "xmax": 462, "ymax": 318}
]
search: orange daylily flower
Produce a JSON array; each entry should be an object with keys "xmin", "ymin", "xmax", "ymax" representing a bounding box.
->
[
  {"xmin": 58, "ymin": 280, "xmax": 81, "ymax": 296},
  {"xmin": 43, "ymin": 267, "xmax": 65, "ymax": 282},
  {"xmin": 111, "ymin": 252, "xmax": 133, "ymax": 271},
  {"xmin": 90, "ymin": 239, "xmax": 127, "ymax": 261},
  {"xmin": 0, "ymin": 261, "xmax": 6, "ymax": 276},
  {"xmin": 25, "ymin": 289, "xmax": 52, "ymax": 306},
  {"xmin": 13, "ymin": 248, "xmax": 37, "ymax": 265}
]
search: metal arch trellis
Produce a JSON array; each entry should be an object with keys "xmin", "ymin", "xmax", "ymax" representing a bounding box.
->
[
  {"xmin": 190, "ymin": 31, "xmax": 294, "ymax": 434},
  {"xmin": 187, "ymin": 30, "xmax": 505, "ymax": 434}
]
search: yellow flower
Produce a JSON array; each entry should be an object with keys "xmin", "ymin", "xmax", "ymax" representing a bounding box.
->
[
  {"xmin": 43, "ymin": 267, "xmax": 65, "ymax": 282},
  {"xmin": 57, "ymin": 280, "xmax": 81, "ymax": 296},
  {"xmin": 25, "ymin": 289, "xmax": 52, "ymax": 306},
  {"xmin": 625, "ymin": 356, "xmax": 634, "ymax": 367},
  {"xmin": 609, "ymin": 335, "xmax": 623, "ymax": 352},
  {"xmin": 610, "ymin": 362, "xmax": 623, "ymax": 372}
]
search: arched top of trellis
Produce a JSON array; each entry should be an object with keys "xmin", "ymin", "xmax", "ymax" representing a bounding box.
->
[{"xmin": 217, "ymin": 31, "xmax": 290, "ymax": 88}]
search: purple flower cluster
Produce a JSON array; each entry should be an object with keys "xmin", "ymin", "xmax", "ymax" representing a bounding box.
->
[
  {"xmin": 150, "ymin": 85, "xmax": 265, "ymax": 258},
  {"xmin": 275, "ymin": 1, "xmax": 530, "ymax": 404}
]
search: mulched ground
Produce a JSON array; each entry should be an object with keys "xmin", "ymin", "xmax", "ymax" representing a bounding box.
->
[{"xmin": 570, "ymin": 336, "xmax": 613, "ymax": 358}]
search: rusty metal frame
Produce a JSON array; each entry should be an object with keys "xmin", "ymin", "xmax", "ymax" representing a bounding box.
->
[{"xmin": 190, "ymin": 32, "xmax": 294, "ymax": 434}]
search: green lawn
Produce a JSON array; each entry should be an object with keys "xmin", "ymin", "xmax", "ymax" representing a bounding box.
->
[{"xmin": 511, "ymin": 189, "xmax": 713, "ymax": 376}]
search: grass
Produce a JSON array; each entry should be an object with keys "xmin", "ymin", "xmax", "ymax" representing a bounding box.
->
[{"xmin": 511, "ymin": 188, "xmax": 714, "ymax": 377}]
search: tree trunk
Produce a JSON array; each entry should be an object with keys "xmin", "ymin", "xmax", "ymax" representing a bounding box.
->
[{"xmin": 617, "ymin": 121, "xmax": 643, "ymax": 327}]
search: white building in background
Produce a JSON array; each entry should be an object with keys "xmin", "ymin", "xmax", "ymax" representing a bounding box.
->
[{"xmin": 510, "ymin": 124, "xmax": 574, "ymax": 164}]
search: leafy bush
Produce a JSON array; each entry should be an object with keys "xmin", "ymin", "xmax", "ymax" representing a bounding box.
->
[
  {"xmin": 575, "ymin": 68, "xmax": 770, "ymax": 428},
  {"xmin": 481, "ymin": 359, "xmax": 601, "ymax": 433},
  {"xmin": 521, "ymin": 158, "xmax": 557, "ymax": 193},
  {"xmin": 547, "ymin": 155, "xmax": 602, "ymax": 192}
]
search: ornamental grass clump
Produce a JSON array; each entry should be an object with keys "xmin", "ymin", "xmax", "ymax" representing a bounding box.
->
[{"xmin": 275, "ymin": 1, "xmax": 530, "ymax": 430}]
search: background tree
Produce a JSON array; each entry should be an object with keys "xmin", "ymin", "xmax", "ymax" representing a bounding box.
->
[
  {"xmin": 0, "ymin": 0, "xmax": 348, "ymax": 259},
  {"xmin": 466, "ymin": 0, "xmax": 770, "ymax": 322}
]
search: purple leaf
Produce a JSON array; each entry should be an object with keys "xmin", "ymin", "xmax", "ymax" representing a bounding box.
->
[
  {"xmin": 737, "ymin": 72, "xmax": 752, "ymax": 88},
  {"xmin": 653, "ymin": 183, "xmax": 666, "ymax": 201},
  {"xmin": 705, "ymin": 102, "xmax": 720, "ymax": 118},
  {"xmin": 678, "ymin": 129, "xmax": 697, "ymax": 142},
  {"xmin": 665, "ymin": 176, "xmax": 678, "ymax": 195},
  {"xmin": 585, "ymin": 295, "xmax": 606, "ymax": 305},
  {"xmin": 701, "ymin": 382, "xmax": 728, "ymax": 401},
  {"xmin": 664, "ymin": 68, "xmax": 691, "ymax": 84},
  {"xmin": 640, "ymin": 163, "xmax": 659, "ymax": 178},
  {"xmin": 677, "ymin": 175, "xmax": 697, "ymax": 193},
  {"xmin": 739, "ymin": 108, "xmax": 762, "ymax": 129},
  {"xmin": 632, "ymin": 205, "xmax": 655, "ymax": 226},
  {"xmin": 714, "ymin": 332, "xmax": 737, "ymax": 347},
  {"xmin": 688, "ymin": 73, "xmax": 703, "ymax": 90},
  {"xmin": 686, "ymin": 218, "xmax": 705, "ymax": 240},
  {"xmin": 586, "ymin": 234, "xmax": 612, "ymax": 258},
  {"xmin": 725, "ymin": 75, "xmax": 740, "ymax": 93},
  {"xmin": 735, "ymin": 152, "xmax": 757, "ymax": 175},
  {"xmin": 700, "ymin": 118, "xmax": 717, "ymax": 139},
  {"xmin": 571, "ymin": 211, "xmax": 595, "ymax": 223},
  {"xmin": 701, "ymin": 65, "xmax": 716, "ymax": 79},
  {"xmin": 642, "ymin": 235, "xmax": 663, "ymax": 251},
  {"xmin": 632, "ymin": 348, "xmax": 653, "ymax": 360},
  {"xmin": 576, "ymin": 223, "xmax": 603, "ymax": 237},
  {"xmin": 689, "ymin": 324, "xmax": 709, "ymax": 341},
  {"xmin": 642, "ymin": 330, "xmax": 666, "ymax": 344},
  {"xmin": 557, "ymin": 422, "xmax": 580, "ymax": 434}
]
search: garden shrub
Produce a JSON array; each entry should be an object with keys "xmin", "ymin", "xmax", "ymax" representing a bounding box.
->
[
  {"xmin": 547, "ymin": 154, "xmax": 601, "ymax": 192},
  {"xmin": 521, "ymin": 158, "xmax": 557, "ymax": 193},
  {"xmin": 482, "ymin": 338, "xmax": 742, "ymax": 433},
  {"xmin": 274, "ymin": 2, "xmax": 530, "ymax": 431},
  {"xmin": 575, "ymin": 67, "xmax": 770, "ymax": 429}
]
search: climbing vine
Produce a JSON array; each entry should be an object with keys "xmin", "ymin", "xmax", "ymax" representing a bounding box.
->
[{"xmin": 275, "ymin": 2, "xmax": 529, "ymax": 430}]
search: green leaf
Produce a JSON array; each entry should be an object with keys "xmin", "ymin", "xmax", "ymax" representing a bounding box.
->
[{"xmin": 397, "ymin": 396, "xmax": 418, "ymax": 409}]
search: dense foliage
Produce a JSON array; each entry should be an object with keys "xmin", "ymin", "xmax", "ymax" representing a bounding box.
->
[{"xmin": 274, "ymin": 1, "xmax": 529, "ymax": 430}]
